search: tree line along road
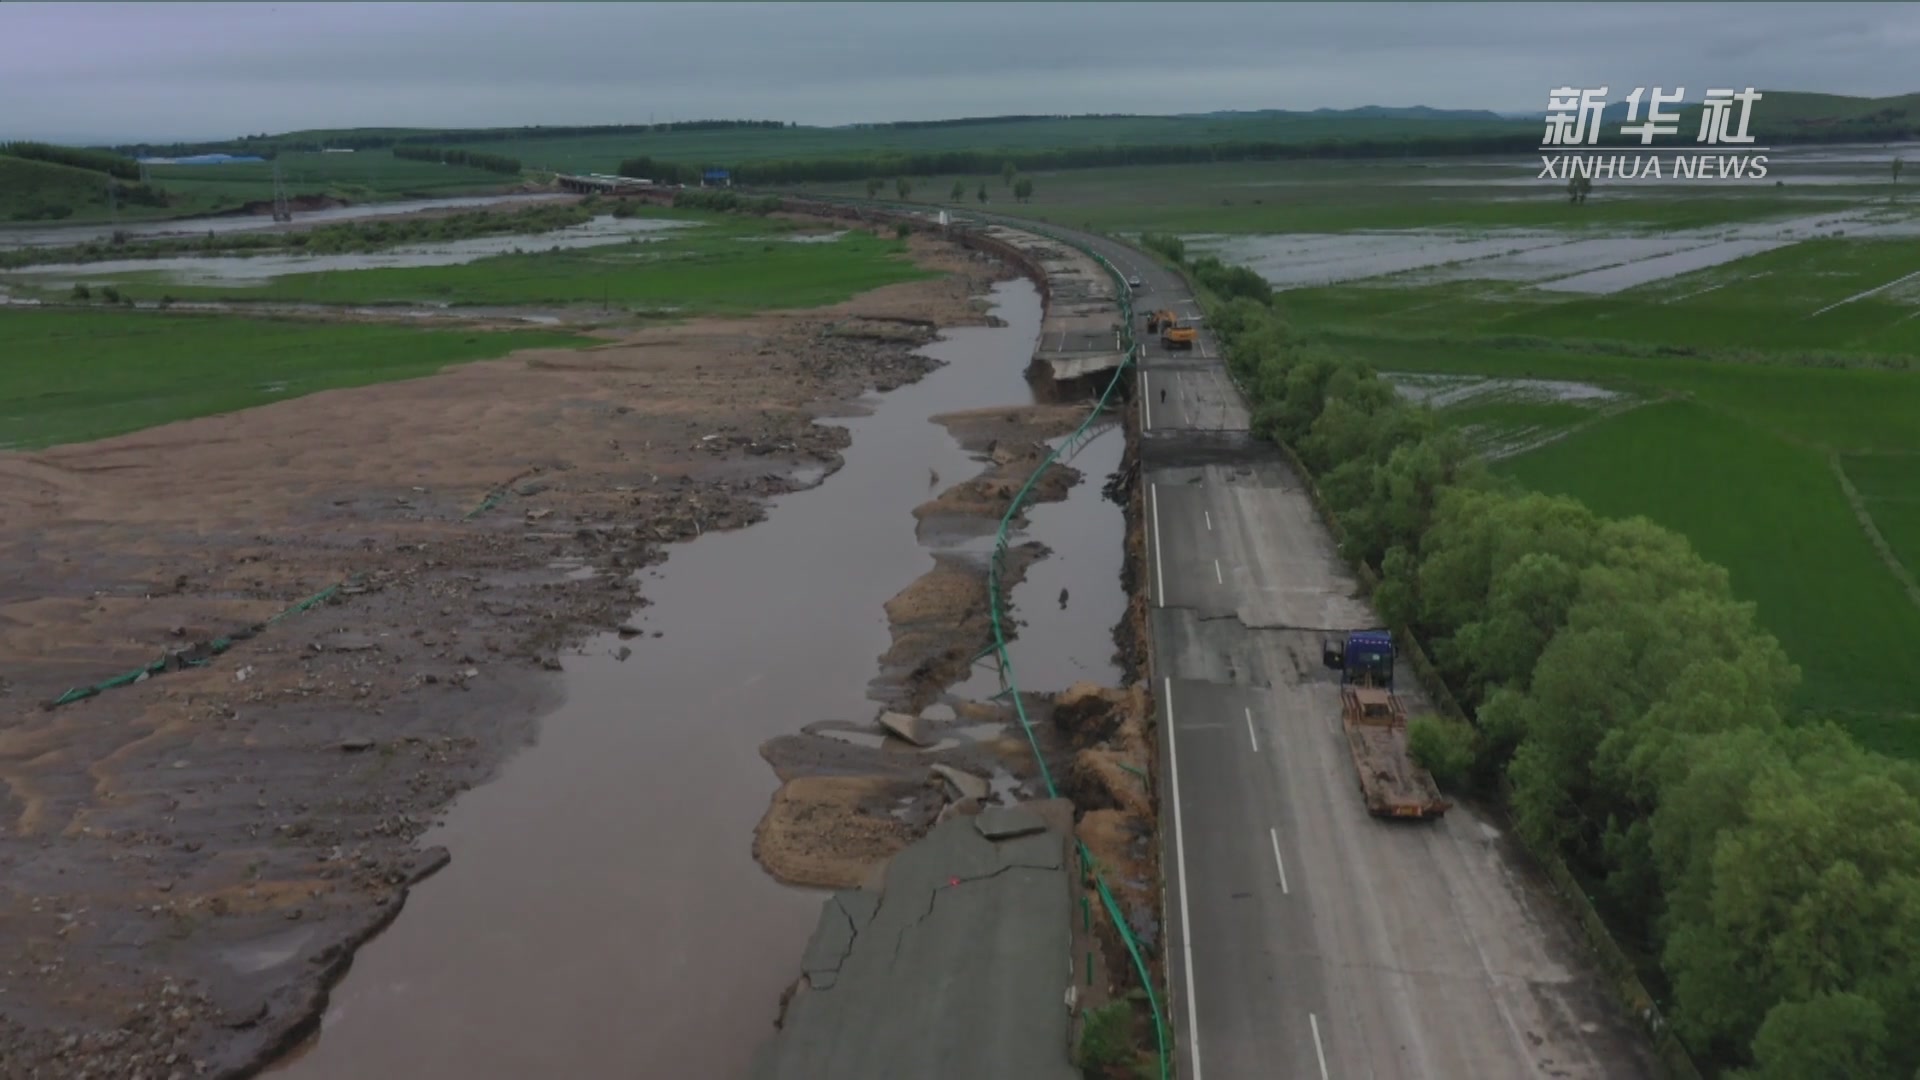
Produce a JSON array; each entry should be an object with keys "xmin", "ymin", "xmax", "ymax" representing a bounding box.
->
[{"xmin": 975, "ymin": 212, "xmax": 1658, "ymax": 1080}]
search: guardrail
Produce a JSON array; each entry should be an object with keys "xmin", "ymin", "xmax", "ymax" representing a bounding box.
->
[
  {"xmin": 751, "ymin": 190, "xmax": 1170, "ymax": 1076},
  {"xmin": 976, "ymin": 232, "xmax": 1166, "ymax": 1080}
]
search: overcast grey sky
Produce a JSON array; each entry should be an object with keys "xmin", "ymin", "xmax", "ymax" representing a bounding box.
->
[{"xmin": 3, "ymin": 2, "xmax": 1915, "ymax": 143}]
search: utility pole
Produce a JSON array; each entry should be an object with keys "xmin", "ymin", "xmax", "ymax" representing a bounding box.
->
[{"xmin": 271, "ymin": 160, "xmax": 293, "ymax": 223}]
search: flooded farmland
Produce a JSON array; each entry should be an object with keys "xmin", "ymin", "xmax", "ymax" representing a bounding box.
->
[
  {"xmin": 1186, "ymin": 206, "xmax": 1920, "ymax": 295},
  {"xmin": 0, "ymin": 193, "xmax": 567, "ymax": 251},
  {"xmin": 1, "ymin": 214, "xmax": 689, "ymax": 287}
]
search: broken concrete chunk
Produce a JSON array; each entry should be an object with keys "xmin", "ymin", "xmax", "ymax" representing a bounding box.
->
[
  {"xmin": 973, "ymin": 805, "xmax": 1047, "ymax": 841},
  {"xmin": 329, "ymin": 633, "xmax": 378, "ymax": 652},
  {"xmin": 996, "ymin": 830, "xmax": 1065, "ymax": 871},
  {"xmin": 877, "ymin": 710, "xmax": 933, "ymax": 747},
  {"xmin": 918, "ymin": 702, "xmax": 958, "ymax": 723},
  {"xmin": 339, "ymin": 736, "xmax": 375, "ymax": 752},
  {"xmin": 930, "ymin": 763, "xmax": 989, "ymax": 801}
]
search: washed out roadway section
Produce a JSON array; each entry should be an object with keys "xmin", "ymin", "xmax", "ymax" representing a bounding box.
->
[
  {"xmin": 747, "ymin": 802, "xmax": 1079, "ymax": 1080},
  {"xmin": 1031, "ymin": 217, "xmax": 1657, "ymax": 1079}
]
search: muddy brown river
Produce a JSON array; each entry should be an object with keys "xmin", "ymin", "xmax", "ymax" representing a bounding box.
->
[{"xmin": 265, "ymin": 277, "xmax": 1123, "ymax": 1078}]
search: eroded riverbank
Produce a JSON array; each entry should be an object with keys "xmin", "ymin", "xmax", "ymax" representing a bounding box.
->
[
  {"xmin": 264, "ymin": 278, "xmax": 1051, "ymax": 1080},
  {"xmin": 0, "ymin": 229, "xmax": 1014, "ymax": 1076}
]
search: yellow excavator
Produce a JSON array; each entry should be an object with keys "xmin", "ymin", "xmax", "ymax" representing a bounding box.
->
[{"xmin": 1146, "ymin": 309, "xmax": 1196, "ymax": 350}]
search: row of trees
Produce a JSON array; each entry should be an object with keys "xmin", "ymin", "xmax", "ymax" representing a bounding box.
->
[
  {"xmin": 391, "ymin": 145, "xmax": 522, "ymax": 174},
  {"xmin": 856, "ymin": 168, "xmax": 1037, "ymax": 205},
  {"xmin": 859, "ymin": 112, "xmax": 1134, "ymax": 130},
  {"xmin": 0, "ymin": 141, "xmax": 141, "ymax": 180},
  {"xmin": 614, "ymin": 133, "xmax": 1551, "ymax": 187},
  {"xmin": 115, "ymin": 120, "xmax": 790, "ymax": 159},
  {"xmin": 1161, "ymin": 238, "xmax": 1920, "ymax": 1077},
  {"xmin": 666, "ymin": 188, "xmax": 782, "ymax": 215},
  {"xmin": 616, "ymin": 155, "xmax": 702, "ymax": 184}
]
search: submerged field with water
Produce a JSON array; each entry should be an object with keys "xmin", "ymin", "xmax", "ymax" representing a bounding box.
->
[
  {"xmin": 1102, "ymin": 153, "xmax": 1920, "ymax": 751},
  {"xmin": 3, "ymin": 208, "xmax": 924, "ymax": 312}
]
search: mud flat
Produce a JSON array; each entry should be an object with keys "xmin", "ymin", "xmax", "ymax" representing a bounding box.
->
[
  {"xmin": 0, "ymin": 230, "xmax": 1016, "ymax": 1076},
  {"xmin": 746, "ymin": 222, "xmax": 1163, "ymax": 1075},
  {"xmin": 260, "ymin": 278, "xmax": 1052, "ymax": 1080}
]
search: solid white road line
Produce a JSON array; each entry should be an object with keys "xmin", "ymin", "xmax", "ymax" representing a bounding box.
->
[
  {"xmin": 1244, "ymin": 706, "xmax": 1258, "ymax": 752},
  {"xmin": 1204, "ymin": 510, "xmax": 1212, "ymax": 531},
  {"xmin": 1151, "ymin": 483, "xmax": 1166, "ymax": 608},
  {"xmin": 1270, "ymin": 826, "xmax": 1289, "ymax": 895},
  {"xmin": 1165, "ymin": 677, "xmax": 1203, "ymax": 1080},
  {"xmin": 1140, "ymin": 367, "xmax": 1152, "ymax": 431},
  {"xmin": 1310, "ymin": 1013, "xmax": 1331, "ymax": 1079},
  {"xmin": 1214, "ymin": 559, "xmax": 1223, "ymax": 585}
]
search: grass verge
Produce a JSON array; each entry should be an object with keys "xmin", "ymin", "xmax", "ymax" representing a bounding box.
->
[{"xmin": 0, "ymin": 308, "xmax": 588, "ymax": 450}]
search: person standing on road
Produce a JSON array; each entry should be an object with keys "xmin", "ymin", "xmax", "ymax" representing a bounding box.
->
[{"xmin": 1159, "ymin": 388, "xmax": 1166, "ymax": 404}]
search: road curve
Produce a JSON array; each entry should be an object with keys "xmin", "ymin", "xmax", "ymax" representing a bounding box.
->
[{"xmin": 1013, "ymin": 218, "xmax": 1657, "ymax": 1080}]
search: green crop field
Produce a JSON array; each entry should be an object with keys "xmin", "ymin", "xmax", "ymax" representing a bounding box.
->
[
  {"xmin": 0, "ymin": 309, "xmax": 586, "ymax": 450},
  {"xmin": 0, "ymin": 155, "xmax": 179, "ymax": 225},
  {"xmin": 29, "ymin": 212, "xmax": 931, "ymax": 313},
  {"xmin": 1500, "ymin": 400, "xmax": 1920, "ymax": 749},
  {"xmin": 451, "ymin": 113, "xmax": 1536, "ymax": 174},
  {"xmin": 820, "ymin": 161, "xmax": 1872, "ymax": 234},
  {"xmin": 1841, "ymin": 452, "xmax": 1920, "ymax": 583},
  {"xmin": 1863, "ymin": 499, "xmax": 1920, "ymax": 584},
  {"xmin": 144, "ymin": 150, "xmax": 518, "ymax": 207},
  {"xmin": 1264, "ymin": 230, "xmax": 1920, "ymax": 749},
  {"xmin": 1286, "ymin": 253, "xmax": 1920, "ymax": 361}
]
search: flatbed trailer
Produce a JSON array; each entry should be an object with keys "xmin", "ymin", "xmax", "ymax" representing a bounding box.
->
[{"xmin": 1340, "ymin": 685, "xmax": 1451, "ymax": 820}]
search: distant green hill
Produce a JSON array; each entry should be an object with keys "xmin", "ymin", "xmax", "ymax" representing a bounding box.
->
[
  {"xmin": 1192, "ymin": 105, "xmax": 1511, "ymax": 123},
  {"xmin": 1740, "ymin": 90, "xmax": 1920, "ymax": 138},
  {"xmin": 0, "ymin": 156, "xmax": 155, "ymax": 222},
  {"xmin": 1583, "ymin": 90, "xmax": 1920, "ymax": 144},
  {"xmin": 0, "ymin": 147, "xmax": 520, "ymax": 226}
]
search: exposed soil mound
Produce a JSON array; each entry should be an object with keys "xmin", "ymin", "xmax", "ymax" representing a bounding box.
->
[
  {"xmin": 1053, "ymin": 680, "xmax": 1125, "ymax": 746},
  {"xmin": 1076, "ymin": 807, "xmax": 1161, "ymax": 982},
  {"xmin": 877, "ymin": 543, "xmax": 1042, "ymax": 712},
  {"xmin": 752, "ymin": 775, "xmax": 927, "ymax": 890}
]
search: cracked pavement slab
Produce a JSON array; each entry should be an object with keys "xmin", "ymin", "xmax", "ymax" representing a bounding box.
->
[{"xmin": 750, "ymin": 800, "xmax": 1079, "ymax": 1080}]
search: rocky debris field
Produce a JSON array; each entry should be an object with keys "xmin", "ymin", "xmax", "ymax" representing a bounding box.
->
[
  {"xmin": 0, "ymin": 234, "xmax": 1008, "ymax": 1076},
  {"xmin": 749, "ymin": 393, "xmax": 1159, "ymax": 958}
]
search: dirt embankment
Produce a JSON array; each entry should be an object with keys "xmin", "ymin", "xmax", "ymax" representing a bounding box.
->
[
  {"xmin": 751, "ymin": 399, "xmax": 1094, "ymax": 890},
  {"xmin": 750, "ymin": 373, "xmax": 1163, "ymax": 965},
  {"xmin": 0, "ymin": 232, "xmax": 1011, "ymax": 1077}
]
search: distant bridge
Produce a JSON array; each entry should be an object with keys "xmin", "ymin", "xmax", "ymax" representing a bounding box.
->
[{"xmin": 554, "ymin": 173, "xmax": 657, "ymax": 195}]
